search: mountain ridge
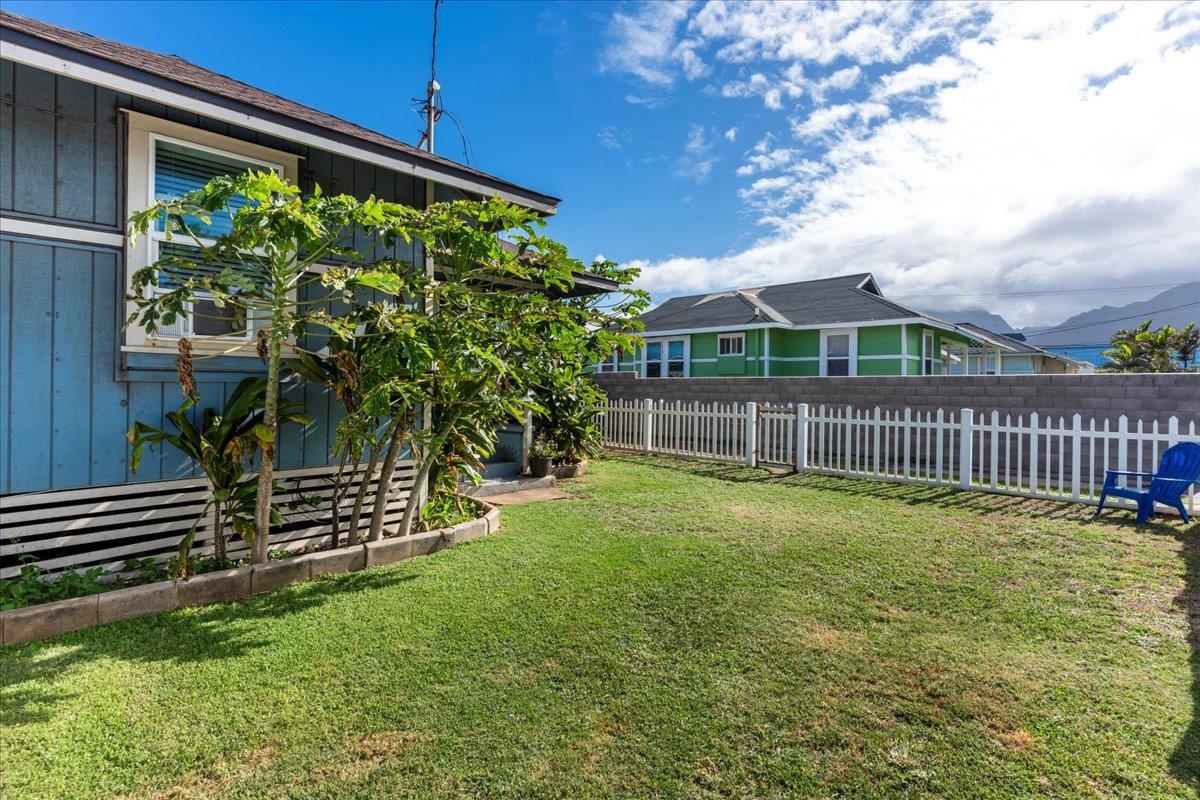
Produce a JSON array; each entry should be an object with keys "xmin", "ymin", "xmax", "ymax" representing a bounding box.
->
[{"xmin": 922, "ymin": 282, "xmax": 1200, "ymax": 346}]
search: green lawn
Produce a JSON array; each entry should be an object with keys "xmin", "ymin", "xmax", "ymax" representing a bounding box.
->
[{"xmin": 2, "ymin": 455, "xmax": 1197, "ymax": 799}]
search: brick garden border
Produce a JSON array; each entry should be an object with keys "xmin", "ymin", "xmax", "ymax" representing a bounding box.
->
[{"xmin": 1, "ymin": 502, "xmax": 501, "ymax": 647}]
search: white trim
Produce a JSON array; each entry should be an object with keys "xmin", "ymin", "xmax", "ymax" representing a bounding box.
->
[
  {"xmin": 642, "ymin": 336, "xmax": 690, "ymax": 378},
  {"xmin": 819, "ymin": 327, "xmax": 857, "ymax": 377},
  {"xmin": 900, "ymin": 323, "xmax": 908, "ymax": 376},
  {"xmin": 858, "ymin": 354, "xmax": 905, "ymax": 360},
  {"xmin": 763, "ymin": 330, "xmax": 770, "ymax": 377},
  {"xmin": 0, "ymin": 217, "xmax": 125, "ymax": 248},
  {"xmin": 0, "ymin": 41, "xmax": 558, "ymax": 214},
  {"xmin": 125, "ymin": 113, "xmax": 301, "ymax": 353},
  {"xmin": 641, "ymin": 316, "xmax": 963, "ymax": 338},
  {"xmin": 717, "ymin": 332, "xmax": 745, "ymax": 357}
]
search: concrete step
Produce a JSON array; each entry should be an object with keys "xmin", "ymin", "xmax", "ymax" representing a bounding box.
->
[
  {"xmin": 478, "ymin": 461, "xmax": 522, "ymax": 480},
  {"xmin": 461, "ymin": 475, "xmax": 557, "ymax": 499}
]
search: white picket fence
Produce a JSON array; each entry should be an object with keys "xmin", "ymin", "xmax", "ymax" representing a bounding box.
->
[{"xmin": 599, "ymin": 399, "xmax": 1200, "ymax": 512}]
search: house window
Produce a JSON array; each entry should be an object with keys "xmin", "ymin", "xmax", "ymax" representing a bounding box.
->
[
  {"xmin": 923, "ymin": 331, "xmax": 936, "ymax": 375},
  {"xmin": 596, "ymin": 348, "xmax": 619, "ymax": 372},
  {"xmin": 145, "ymin": 137, "xmax": 280, "ymax": 340},
  {"xmin": 821, "ymin": 328, "xmax": 856, "ymax": 377},
  {"xmin": 984, "ymin": 355, "xmax": 997, "ymax": 375},
  {"xmin": 124, "ymin": 111, "xmax": 298, "ymax": 353},
  {"xmin": 718, "ymin": 333, "xmax": 745, "ymax": 356},
  {"xmin": 643, "ymin": 337, "xmax": 688, "ymax": 378}
]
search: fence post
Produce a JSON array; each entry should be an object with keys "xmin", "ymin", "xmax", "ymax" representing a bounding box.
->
[
  {"xmin": 1117, "ymin": 415, "xmax": 1128, "ymax": 475},
  {"xmin": 1028, "ymin": 412, "xmax": 1039, "ymax": 495},
  {"xmin": 1070, "ymin": 413, "xmax": 1082, "ymax": 501},
  {"xmin": 795, "ymin": 403, "xmax": 809, "ymax": 473},
  {"xmin": 643, "ymin": 398, "xmax": 654, "ymax": 455},
  {"xmin": 745, "ymin": 402, "xmax": 758, "ymax": 467},
  {"xmin": 958, "ymin": 408, "xmax": 974, "ymax": 491}
]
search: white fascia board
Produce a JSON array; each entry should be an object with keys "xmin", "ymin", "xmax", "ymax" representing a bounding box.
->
[
  {"xmin": 637, "ymin": 317, "xmax": 945, "ymax": 338},
  {"xmin": 1, "ymin": 41, "xmax": 558, "ymax": 215}
]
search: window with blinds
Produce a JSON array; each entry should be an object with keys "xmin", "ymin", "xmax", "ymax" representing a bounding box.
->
[
  {"xmin": 153, "ymin": 139, "xmax": 274, "ymax": 239},
  {"xmin": 150, "ymin": 239, "xmax": 261, "ymax": 340}
]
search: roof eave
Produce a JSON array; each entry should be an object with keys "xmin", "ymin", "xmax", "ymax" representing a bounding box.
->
[{"xmin": 0, "ymin": 20, "xmax": 560, "ymax": 214}]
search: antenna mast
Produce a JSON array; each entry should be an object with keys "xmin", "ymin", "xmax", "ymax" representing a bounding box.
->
[{"xmin": 418, "ymin": 0, "xmax": 443, "ymax": 153}]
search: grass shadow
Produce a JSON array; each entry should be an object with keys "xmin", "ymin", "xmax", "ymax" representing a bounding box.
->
[{"xmin": 0, "ymin": 568, "xmax": 419, "ymax": 726}]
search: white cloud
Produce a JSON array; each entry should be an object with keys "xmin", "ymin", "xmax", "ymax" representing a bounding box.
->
[
  {"xmin": 791, "ymin": 101, "xmax": 889, "ymax": 138},
  {"xmin": 873, "ymin": 55, "xmax": 969, "ymax": 99},
  {"xmin": 811, "ymin": 65, "xmax": 862, "ymax": 102},
  {"xmin": 600, "ymin": 1, "xmax": 706, "ymax": 92},
  {"xmin": 597, "ymin": 125, "xmax": 630, "ymax": 150},
  {"xmin": 674, "ymin": 123, "xmax": 718, "ymax": 181},
  {"xmin": 723, "ymin": 126, "xmax": 739, "ymax": 142},
  {"xmin": 608, "ymin": 1, "xmax": 1200, "ymax": 325}
]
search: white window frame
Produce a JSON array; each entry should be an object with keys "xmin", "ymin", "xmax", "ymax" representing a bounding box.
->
[
  {"xmin": 922, "ymin": 330, "xmax": 937, "ymax": 376},
  {"xmin": 718, "ymin": 333, "xmax": 745, "ymax": 357},
  {"xmin": 641, "ymin": 336, "xmax": 690, "ymax": 378},
  {"xmin": 124, "ymin": 111, "xmax": 299, "ymax": 355},
  {"xmin": 819, "ymin": 328, "xmax": 857, "ymax": 377},
  {"xmin": 596, "ymin": 348, "xmax": 619, "ymax": 373}
]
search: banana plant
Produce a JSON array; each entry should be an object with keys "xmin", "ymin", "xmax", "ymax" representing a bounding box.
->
[{"xmin": 128, "ymin": 376, "xmax": 310, "ymax": 575}]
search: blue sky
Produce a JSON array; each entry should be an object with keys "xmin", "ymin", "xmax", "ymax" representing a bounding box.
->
[{"xmin": 7, "ymin": 1, "xmax": 1200, "ymax": 326}]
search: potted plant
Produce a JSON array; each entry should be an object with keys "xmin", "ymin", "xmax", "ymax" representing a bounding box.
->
[
  {"xmin": 531, "ymin": 370, "xmax": 604, "ymax": 481},
  {"xmin": 529, "ymin": 437, "xmax": 556, "ymax": 478}
]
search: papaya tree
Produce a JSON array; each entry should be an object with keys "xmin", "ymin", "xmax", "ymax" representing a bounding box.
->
[
  {"xmin": 127, "ymin": 173, "xmax": 420, "ymax": 562},
  {"xmin": 348, "ymin": 198, "xmax": 648, "ymax": 537}
]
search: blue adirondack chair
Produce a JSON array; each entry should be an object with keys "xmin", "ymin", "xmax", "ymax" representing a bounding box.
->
[{"xmin": 1094, "ymin": 441, "xmax": 1200, "ymax": 524}]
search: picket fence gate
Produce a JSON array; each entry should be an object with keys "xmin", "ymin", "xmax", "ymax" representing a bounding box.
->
[{"xmin": 599, "ymin": 399, "xmax": 1200, "ymax": 512}]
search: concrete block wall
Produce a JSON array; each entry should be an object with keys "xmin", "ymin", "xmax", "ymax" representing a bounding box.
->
[{"xmin": 592, "ymin": 373, "xmax": 1200, "ymax": 424}]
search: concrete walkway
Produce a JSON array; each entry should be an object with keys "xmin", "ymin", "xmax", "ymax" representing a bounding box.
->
[{"xmin": 483, "ymin": 487, "xmax": 572, "ymax": 506}]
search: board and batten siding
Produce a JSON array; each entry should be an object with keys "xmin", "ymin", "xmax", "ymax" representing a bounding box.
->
[
  {"xmin": 1, "ymin": 58, "xmax": 424, "ymax": 257},
  {"xmin": 0, "ymin": 58, "xmax": 431, "ymax": 496},
  {"xmin": 0, "ymin": 235, "xmax": 360, "ymax": 494}
]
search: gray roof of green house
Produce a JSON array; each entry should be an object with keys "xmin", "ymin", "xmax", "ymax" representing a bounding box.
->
[
  {"xmin": 953, "ymin": 322, "xmax": 1093, "ymax": 366},
  {"xmin": 641, "ymin": 273, "xmax": 946, "ymax": 332},
  {"xmin": 953, "ymin": 323, "xmax": 1042, "ymax": 354}
]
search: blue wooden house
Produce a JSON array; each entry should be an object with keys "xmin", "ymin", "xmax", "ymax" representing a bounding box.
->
[{"xmin": 0, "ymin": 12, "xmax": 577, "ymax": 576}]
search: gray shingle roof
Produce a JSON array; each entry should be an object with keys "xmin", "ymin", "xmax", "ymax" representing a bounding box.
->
[
  {"xmin": 0, "ymin": 11, "xmax": 558, "ymax": 210},
  {"xmin": 953, "ymin": 322, "xmax": 1090, "ymax": 366},
  {"xmin": 641, "ymin": 273, "xmax": 934, "ymax": 332},
  {"xmin": 953, "ymin": 323, "xmax": 1042, "ymax": 354}
]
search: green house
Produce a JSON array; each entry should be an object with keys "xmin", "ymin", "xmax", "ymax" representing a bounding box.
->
[{"xmin": 598, "ymin": 273, "xmax": 1014, "ymax": 378}]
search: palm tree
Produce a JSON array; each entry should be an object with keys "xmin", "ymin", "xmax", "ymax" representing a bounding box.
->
[
  {"xmin": 1099, "ymin": 319, "xmax": 1181, "ymax": 373},
  {"xmin": 1173, "ymin": 322, "xmax": 1200, "ymax": 370}
]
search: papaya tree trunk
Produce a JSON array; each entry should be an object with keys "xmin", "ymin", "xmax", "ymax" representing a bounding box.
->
[
  {"xmin": 367, "ymin": 412, "xmax": 409, "ymax": 541},
  {"xmin": 253, "ymin": 329, "xmax": 282, "ymax": 564},
  {"xmin": 347, "ymin": 439, "xmax": 380, "ymax": 546},
  {"xmin": 396, "ymin": 405, "xmax": 463, "ymax": 538},
  {"xmin": 329, "ymin": 452, "xmax": 352, "ymax": 550}
]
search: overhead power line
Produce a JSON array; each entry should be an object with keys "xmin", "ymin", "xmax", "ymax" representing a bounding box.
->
[
  {"xmin": 891, "ymin": 282, "xmax": 1186, "ymax": 300},
  {"xmin": 1024, "ymin": 300, "xmax": 1200, "ymax": 337}
]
